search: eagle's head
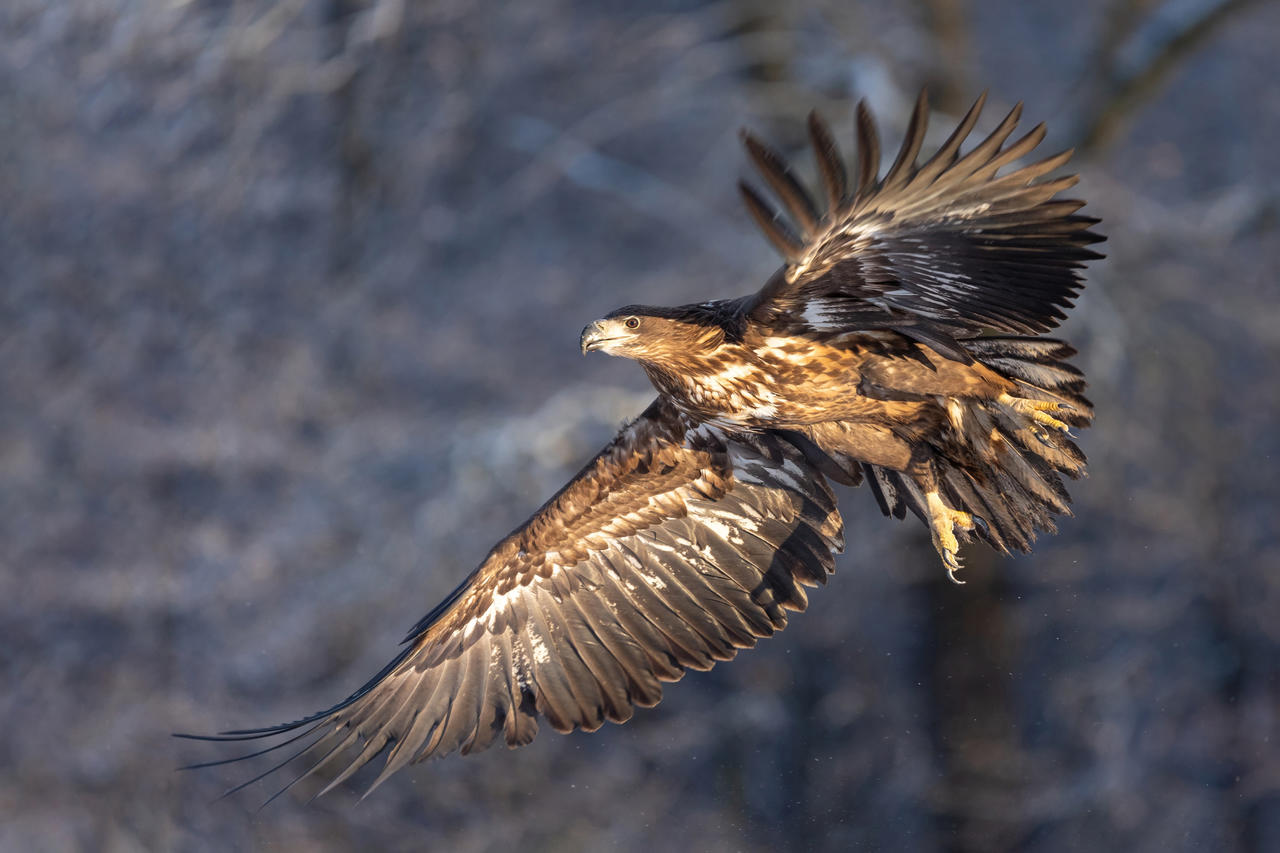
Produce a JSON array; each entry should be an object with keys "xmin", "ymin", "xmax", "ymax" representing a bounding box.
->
[{"xmin": 580, "ymin": 304, "xmax": 731, "ymax": 363}]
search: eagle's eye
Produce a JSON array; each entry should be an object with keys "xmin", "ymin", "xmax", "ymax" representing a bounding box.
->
[{"xmin": 624, "ymin": 316, "xmax": 640, "ymax": 330}]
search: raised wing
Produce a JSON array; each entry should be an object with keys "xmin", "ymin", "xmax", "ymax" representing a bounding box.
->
[
  {"xmin": 739, "ymin": 91, "xmax": 1105, "ymax": 356},
  {"xmin": 180, "ymin": 400, "xmax": 843, "ymax": 801}
]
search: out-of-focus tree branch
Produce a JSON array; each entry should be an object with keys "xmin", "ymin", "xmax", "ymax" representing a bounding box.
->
[
  {"xmin": 919, "ymin": 0, "xmax": 972, "ymax": 112},
  {"xmin": 1074, "ymin": 0, "xmax": 1263, "ymax": 154}
]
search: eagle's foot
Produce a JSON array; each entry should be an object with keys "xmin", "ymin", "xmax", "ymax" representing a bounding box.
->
[
  {"xmin": 998, "ymin": 393, "xmax": 1072, "ymax": 436},
  {"xmin": 924, "ymin": 490, "xmax": 974, "ymax": 584}
]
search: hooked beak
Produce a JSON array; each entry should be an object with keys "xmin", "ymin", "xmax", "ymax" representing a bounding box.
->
[{"xmin": 580, "ymin": 320, "xmax": 611, "ymax": 355}]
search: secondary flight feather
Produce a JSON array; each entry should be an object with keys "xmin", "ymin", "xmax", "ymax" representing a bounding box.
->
[{"xmin": 180, "ymin": 91, "xmax": 1103, "ymax": 802}]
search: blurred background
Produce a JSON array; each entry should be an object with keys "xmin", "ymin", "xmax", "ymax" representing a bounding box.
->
[{"xmin": 2, "ymin": 0, "xmax": 1278, "ymax": 850}]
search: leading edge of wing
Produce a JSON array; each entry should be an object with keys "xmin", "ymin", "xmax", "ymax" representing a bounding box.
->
[{"xmin": 177, "ymin": 399, "xmax": 845, "ymax": 802}]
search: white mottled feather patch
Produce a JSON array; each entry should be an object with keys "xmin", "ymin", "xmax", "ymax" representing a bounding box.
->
[
  {"xmin": 639, "ymin": 570, "xmax": 667, "ymax": 590},
  {"xmin": 699, "ymin": 516, "xmax": 745, "ymax": 546},
  {"xmin": 528, "ymin": 632, "xmax": 551, "ymax": 665},
  {"xmin": 800, "ymin": 298, "xmax": 848, "ymax": 331},
  {"xmin": 716, "ymin": 362, "xmax": 756, "ymax": 381}
]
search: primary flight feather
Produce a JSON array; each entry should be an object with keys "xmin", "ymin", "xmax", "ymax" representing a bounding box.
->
[{"xmin": 181, "ymin": 91, "xmax": 1103, "ymax": 801}]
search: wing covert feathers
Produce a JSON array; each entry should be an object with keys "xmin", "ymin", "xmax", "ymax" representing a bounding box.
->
[
  {"xmin": 740, "ymin": 90, "xmax": 1105, "ymax": 338},
  {"xmin": 180, "ymin": 399, "xmax": 843, "ymax": 800}
]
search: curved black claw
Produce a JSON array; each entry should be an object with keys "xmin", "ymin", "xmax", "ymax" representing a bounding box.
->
[{"xmin": 971, "ymin": 514, "xmax": 990, "ymax": 538}]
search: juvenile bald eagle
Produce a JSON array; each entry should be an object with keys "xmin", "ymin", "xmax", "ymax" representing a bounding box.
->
[{"xmin": 182, "ymin": 92, "xmax": 1102, "ymax": 801}]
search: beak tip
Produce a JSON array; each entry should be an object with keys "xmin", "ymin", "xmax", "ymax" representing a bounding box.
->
[{"xmin": 580, "ymin": 321, "xmax": 602, "ymax": 356}]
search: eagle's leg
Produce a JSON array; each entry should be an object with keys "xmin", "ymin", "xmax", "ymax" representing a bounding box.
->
[
  {"xmin": 925, "ymin": 491, "xmax": 976, "ymax": 583},
  {"xmin": 997, "ymin": 392, "xmax": 1072, "ymax": 437},
  {"xmin": 908, "ymin": 452, "xmax": 977, "ymax": 583}
]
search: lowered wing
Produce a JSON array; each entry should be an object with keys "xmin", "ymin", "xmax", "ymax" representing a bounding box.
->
[
  {"xmin": 739, "ymin": 91, "xmax": 1104, "ymax": 358},
  {"xmin": 179, "ymin": 399, "xmax": 843, "ymax": 801}
]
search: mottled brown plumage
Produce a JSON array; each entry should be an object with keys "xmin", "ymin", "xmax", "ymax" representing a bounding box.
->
[{"xmin": 181, "ymin": 91, "xmax": 1102, "ymax": 802}]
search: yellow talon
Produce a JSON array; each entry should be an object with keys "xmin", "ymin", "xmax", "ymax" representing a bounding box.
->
[
  {"xmin": 925, "ymin": 490, "xmax": 975, "ymax": 583},
  {"xmin": 999, "ymin": 393, "xmax": 1072, "ymax": 433},
  {"xmin": 1031, "ymin": 409, "xmax": 1069, "ymax": 432}
]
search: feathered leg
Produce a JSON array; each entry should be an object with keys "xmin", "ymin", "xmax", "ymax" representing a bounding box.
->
[{"xmin": 789, "ymin": 421, "xmax": 985, "ymax": 581}]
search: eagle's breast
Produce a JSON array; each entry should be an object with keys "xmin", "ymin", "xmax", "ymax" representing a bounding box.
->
[{"xmin": 654, "ymin": 336, "xmax": 868, "ymax": 429}]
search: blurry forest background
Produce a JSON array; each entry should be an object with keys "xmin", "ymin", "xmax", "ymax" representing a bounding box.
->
[{"xmin": 2, "ymin": 0, "xmax": 1278, "ymax": 851}]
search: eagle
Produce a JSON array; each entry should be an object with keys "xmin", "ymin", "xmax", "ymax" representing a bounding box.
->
[{"xmin": 182, "ymin": 92, "xmax": 1103, "ymax": 802}]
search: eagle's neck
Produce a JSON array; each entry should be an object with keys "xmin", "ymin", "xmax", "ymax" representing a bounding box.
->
[
  {"xmin": 640, "ymin": 344, "xmax": 777, "ymax": 426},
  {"xmin": 640, "ymin": 348, "xmax": 727, "ymax": 392}
]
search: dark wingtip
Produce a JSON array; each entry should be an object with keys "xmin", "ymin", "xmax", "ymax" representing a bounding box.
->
[
  {"xmin": 740, "ymin": 130, "xmax": 821, "ymax": 234},
  {"xmin": 807, "ymin": 109, "xmax": 848, "ymax": 211},
  {"xmin": 853, "ymin": 98, "xmax": 881, "ymax": 197},
  {"xmin": 738, "ymin": 180, "xmax": 805, "ymax": 259}
]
